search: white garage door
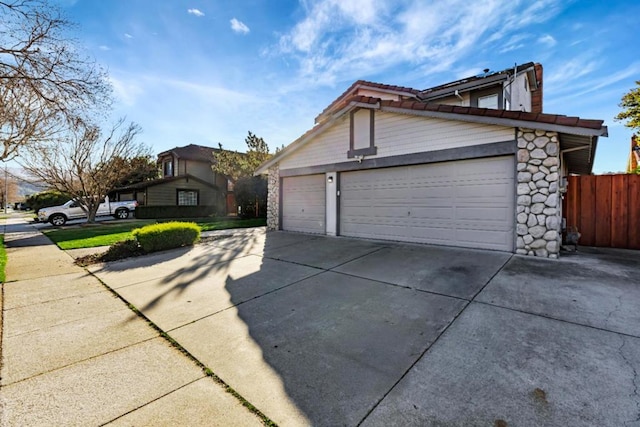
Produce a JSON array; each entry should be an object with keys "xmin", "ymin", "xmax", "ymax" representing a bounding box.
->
[
  {"xmin": 340, "ymin": 156, "xmax": 515, "ymax": 251},
  {"xmin": 282, "ymin": 174, "xmax": 326, "ymax": 234}
]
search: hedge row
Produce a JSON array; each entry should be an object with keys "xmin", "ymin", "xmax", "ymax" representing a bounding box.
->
[
  {"xmin": 135, "ymin": 205, "xmax": 217, "ymax": 219},
  {"xmin": 132, "ymin": 221, "xmax": 201, "ymax": 252}
]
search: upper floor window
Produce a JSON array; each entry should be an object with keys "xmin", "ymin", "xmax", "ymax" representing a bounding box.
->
[
  {"xmin": 478, "ymin": 94, "xmax": 499, "ymax": 109},
  {"xmin": 163, "ymin": 159, "xmax": 173, "ymax": 177}
]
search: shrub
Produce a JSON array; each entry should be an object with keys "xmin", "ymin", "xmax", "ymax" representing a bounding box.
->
[
  {"xmin": 101, "ymin": 239, "xmax": 145, "ymax": 262},
  {"xmin": 132, "ymin": 221, "xmax": 201, "ymax": 252},
  {"xmin": 135, "ymin": 205, "xmax": 217, "ymax": 219}
]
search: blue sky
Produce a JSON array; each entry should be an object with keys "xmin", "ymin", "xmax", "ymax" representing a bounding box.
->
[{"xmin": 56, "ymin": 0, "xmax": 638, "ymax": 173}]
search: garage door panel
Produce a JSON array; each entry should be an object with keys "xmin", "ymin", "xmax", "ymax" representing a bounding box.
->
[
  {"xmin": 340, "ymin": 157, "xmax": 515, "ymax": 251},
  {"xmin": 456, "ymin": 183, "xmax": 512, "ymax": 199},
  {"xmin": 282, "ymin": 175, "xmax": 325, "ymax": 234},
  {"xmin": 409, "ymin": 207, "xmax": 454, "ymax": 220},
  {"xmin": 455, "ymin": 206, "xmax": 512, "ymax": 222}
]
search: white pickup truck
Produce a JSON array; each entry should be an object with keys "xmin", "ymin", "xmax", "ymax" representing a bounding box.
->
[{"xmin": 38, "ymin": 197, "xmax": 138, "ymax": 226}]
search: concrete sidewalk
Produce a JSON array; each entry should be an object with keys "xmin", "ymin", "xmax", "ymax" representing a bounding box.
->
[{"xmin": 0, "ymin": 216, "xmax": 264, "ymax": 426}]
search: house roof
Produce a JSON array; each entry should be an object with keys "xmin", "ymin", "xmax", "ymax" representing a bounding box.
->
[
  {"xmin": 315, "ymin": 62, "xmax": 540, "ymax": 124},
  {"xmin": 255, "ymin": 94, "xmax": 607, "ymax": 175},
  {"xmin": 315, "ymin": 80, "xmax": 421, "ymax": 124},
  {"xmin": 112, "ymin": 174, "xmax": 217, "ymax": 192},
  {"xmin": 157, "ymin": 144, "xmax": 221, "ymax": 163},
  {"xmin": 419, "ymin": 62, "xmax": 537, "ymax": 100}
]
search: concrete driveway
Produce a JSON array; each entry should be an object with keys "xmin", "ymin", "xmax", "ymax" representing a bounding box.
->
[{"xmin": 89, "ymin": 230, "xmax": 640, "ymax": 426}]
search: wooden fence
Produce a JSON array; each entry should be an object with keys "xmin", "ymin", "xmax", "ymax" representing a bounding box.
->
[{"xmin": 564, "ymin": 174, "xmax": 640, "ymax": 249}]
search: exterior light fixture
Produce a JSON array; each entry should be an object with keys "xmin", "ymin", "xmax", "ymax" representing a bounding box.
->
[{"xmin": 327, "ymin": 176, "xmax": 334, "ymax": 183}]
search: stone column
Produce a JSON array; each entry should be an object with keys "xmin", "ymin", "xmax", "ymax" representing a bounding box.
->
[
  {"xmin": 266, "ymin": 165, "xmax": 280, "ymax": 231},
  {"xmin": 515, "ymin": 128, "xmax": 562, "ymax": 258}
]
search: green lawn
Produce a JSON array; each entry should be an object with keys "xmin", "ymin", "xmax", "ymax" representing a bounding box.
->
[
  {"xmin": 44, "ymin": 217, "xmax": 266, "ymax": 250},
  {"xmin": 0, "ymin": 235, "xmax": 7, "ymax": 283},
  {"xmin": 43, "ymin": 220, "xmax": 156, "ymax": 250}
]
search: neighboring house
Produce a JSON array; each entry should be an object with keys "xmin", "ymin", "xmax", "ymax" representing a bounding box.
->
[
  {"xmin": 256, "ymin": 62, "xmax": 608, "ymax": 258},
  {"xmin": 112, "ymin": 144, "xmax": 235, "ymax": 215}
]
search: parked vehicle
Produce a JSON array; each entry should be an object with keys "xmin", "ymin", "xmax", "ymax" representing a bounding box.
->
[{"xmin": 37, "ymin": 197, "xmax": 138, "ymax": 226}]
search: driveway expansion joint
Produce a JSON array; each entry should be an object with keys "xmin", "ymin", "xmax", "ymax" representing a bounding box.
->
[
  {"xmin": 473, "ymin": 299, "xmax": 640, "ymax": 340},
  {"xmin": 356, "ymin": 299, "xmax": 472, "ymax": 426}
]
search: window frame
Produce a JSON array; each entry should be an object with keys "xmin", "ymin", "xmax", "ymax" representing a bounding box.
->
[
  {"xmin": 176, "ymin": 189, "xmax": 199, "ymax": 206},
  {"xmin": 470, "ymin": 87, "xmax": 503, "ymax": 109},
  {"xmin": 347, "ymin": 108, "xmax": 377, "ymax": 158}
]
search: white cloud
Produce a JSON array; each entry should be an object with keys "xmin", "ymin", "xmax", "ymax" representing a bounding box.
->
[
  {"xmin": 545, "ymin": 56, "xmax": 599, "ymax": 88},
  {"xmin": 499, "ymin": 33, "xmax": 530, "ymax": 53},
  {"xmin": 188, "ymin": 8, "xmax": 205, "ymax": 17},
  {"xmin": 538, "ymin": 34, "xmax": 557, "ymax": 47},
  {"xmin": 124, "ymin": 33, "xmax": 133, "ymax": 39},
  {"xmin": 98, "ymin": 45, "xmax": 110, "ymax": 51},
  {"xmin": 276, "ymin": 0, "xmax": 569, "ymax": 87},
  {"xmin": 109, "ymin": 76, "xmax": 143, "ymax": 106},
  {"xmin": 230, "ymin": 18, "xmax": 250, "ymax": 34}
]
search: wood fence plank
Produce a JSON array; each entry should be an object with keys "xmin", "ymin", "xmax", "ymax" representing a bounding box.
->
[
  {"xmin": 610, "ymin": 175, "xmax": 629, "ymax": 248},
  {"xmin": 579, "ymin": 175, "xmax": 596, "ymax": 246},
  {"xmin": 566, "ymin": 176, "xmax": 580, "ymax": 231},
  {"xmin": 594, "ymin": 175, "xmax": 612, "ymax": 247},
  {"xmin": 629, "ymin": 175, "xmax": 640, "ymax": 250}
]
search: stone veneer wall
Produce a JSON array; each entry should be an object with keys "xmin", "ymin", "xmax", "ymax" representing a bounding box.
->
[
  {"xmin": 266, "ymin": 165, "xmax": 280, "ymax": 231},
  {"xmin": 516, "ymin": 128, "xmax": 562, "ymax": 258}
]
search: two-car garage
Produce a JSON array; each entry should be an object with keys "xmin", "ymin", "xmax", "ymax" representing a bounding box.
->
[{"xmin": 281, "ymin": 156, "xmax": 515, "ymax": 252}]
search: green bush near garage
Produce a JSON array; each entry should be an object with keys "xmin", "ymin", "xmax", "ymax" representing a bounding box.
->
[{"xmin": 132, "ymin": 221, "xmax": 201, "ymax": 252}]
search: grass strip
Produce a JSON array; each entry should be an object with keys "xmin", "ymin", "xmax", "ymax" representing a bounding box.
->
[
  {"xmin": 45, "ymin": 218, "xmax": 265, "ymax": 250},
  {"xmin": 0, "ymin": 235, "xmax": 6, "ymax": 283},
  {"xmin": 43, "ymin": 221, "xmax": 155, "ymax": 249}
]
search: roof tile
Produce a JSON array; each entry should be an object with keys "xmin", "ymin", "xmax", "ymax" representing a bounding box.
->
[{"xmin": 555, "ymin": 116, "xmax": 580, "ymax": 126}]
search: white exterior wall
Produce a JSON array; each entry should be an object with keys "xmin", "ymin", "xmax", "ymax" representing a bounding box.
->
[
  {"xmin": 375, "ymin": 112, "xmax": 513, "ymax": 158},
  {"xmin": 507, "ymin": 72, "xmax": 532, "ymax": 112},
  {"xmin": 280, "ymin": 111, "xmax": 514, "ymax": 171},
  {"xmin": 279, "ymin": 116, "xmax": 350, "ymax": 170},
  {"xmin": 325, "ymin": 172, "xmax": 337, "ymax": 235}
]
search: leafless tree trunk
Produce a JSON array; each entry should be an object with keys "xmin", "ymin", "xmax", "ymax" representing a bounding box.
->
[
  {"xmin": 1, "ymin": 0, "xmax": 111, "ymax": 160},
  {"xmin": 19, "ymin": 118, "xmax": 150, "ymax": 223}
]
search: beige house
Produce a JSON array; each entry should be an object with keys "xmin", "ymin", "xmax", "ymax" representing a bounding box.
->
[{"xmin": 256, "ymin": 62, "xmax": 608, "ymax": 258}]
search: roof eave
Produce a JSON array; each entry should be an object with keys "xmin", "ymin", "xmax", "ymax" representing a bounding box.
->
[{"xmin": 380, "ymin": 105, "xmax": 608, "ymax": 138}]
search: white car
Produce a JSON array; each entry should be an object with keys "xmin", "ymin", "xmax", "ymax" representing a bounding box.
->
[{"xmin": 38, "ymin": 197, "xmax": 138, "ymax": 226}]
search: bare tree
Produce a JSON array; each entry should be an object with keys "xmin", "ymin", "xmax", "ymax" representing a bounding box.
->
[
  {"xmin": 0, "ymin": 169, "xmax": 19, "ymax": 207},
  {"xmin": 19, "ymin": 118, "xmax": 150, "ymax": 223},
  {"xmin": 1, "ymin": 0, "xmax": 111, "ymax": 160}
]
